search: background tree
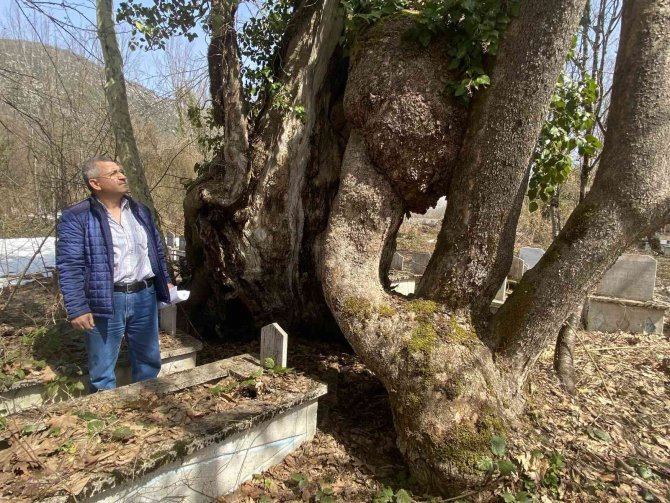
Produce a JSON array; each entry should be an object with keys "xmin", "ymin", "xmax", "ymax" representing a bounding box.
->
[
  {"xmin": 96, "ymin": 0, "xmax": 164, "ymax": 233},
  {"xmin": 120, "ymin": 0, "xmax": 669, "ymax": 494}
]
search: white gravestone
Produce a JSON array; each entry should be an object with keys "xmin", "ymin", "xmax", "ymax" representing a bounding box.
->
[
  {"xmin": 160, "ymin": 305, "xmax": 177, "ymax": 336},
  {"xmin": 391, "ymin": 278, "xmax": 416, "ymax": 296},
  {"xmin": 391, "ymin": 252, "xmax": 405, "ymax": 271},
  {"xmin": 509, "ymin": 256, "xmax": 528, "ymax": 281},
  {"xmin": 595, "ymin": 254, "xmax": 657, "ymax": 301},
  {"xmin": 261, "ymin": 323, "xmax": 288, "ymax": 368},
  {"xmin": 519, "ymin": 247, "xmax": 545, "ymax": 270},
  {"xmin": 495, "ymin": 278, "xmax": 507, "ymax": 303},
  {"xmin": 411, "ymin": 252, "xmax": 431, "ymax": 275}
]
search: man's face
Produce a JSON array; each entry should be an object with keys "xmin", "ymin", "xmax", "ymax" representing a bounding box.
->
[{"xmin": 89, "ymin": 161, "xmax": 129, "ymax": 196}]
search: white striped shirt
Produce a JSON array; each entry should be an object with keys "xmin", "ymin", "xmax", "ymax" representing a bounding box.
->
[{"xmin": 97, "ymin": 198, "xmax": 154, "ymax": 284}]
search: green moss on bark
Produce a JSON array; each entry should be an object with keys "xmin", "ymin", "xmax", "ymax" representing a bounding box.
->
[
  {"xmin": 407, "ymin": 299, "xmax": 438, "ymax": 315},
  {"xmin": 408, "ymin": 322, "xmax": 437, "ymax": 354},
  {"xmin": 342, "ymin": 296, "xmax": 373, "ymax": 319},
  {"xmin": 436, "ymin": 410, "xmax": 507, "ymax": 469},
  {"xmin": 447, "ymin": 316, "xmax": 478, "ymax": 345}
]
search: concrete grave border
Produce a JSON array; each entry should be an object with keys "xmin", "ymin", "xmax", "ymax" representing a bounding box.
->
[
  {"xmin": 2, "ymin": 354, "xmax": 327, "ymax": 502},
  {"xmin": 585, "ymin": 295, "xmax": 668, "ymax": 335}
]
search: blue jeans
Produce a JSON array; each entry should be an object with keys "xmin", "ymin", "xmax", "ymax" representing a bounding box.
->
[{"xmin": 85, "ymin": 285, "xmax": 161, "ymax": 392}]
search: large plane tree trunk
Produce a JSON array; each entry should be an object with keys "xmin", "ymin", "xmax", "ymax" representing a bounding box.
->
[{"xmin": 184, "ymin": 0, "xmax": 670, "ymax": 493}]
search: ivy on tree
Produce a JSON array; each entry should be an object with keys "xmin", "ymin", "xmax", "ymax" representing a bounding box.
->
[
  {"xmin": 527, "ymin": 72, "xmax": 601, "ymax": 212},
  {"xmin": 341, "ymin": 0, "xmax": 520, "ymax": 100},
  {"xmin": 117, "ymin": 0, "xmax": 592, "ymax": 186}
]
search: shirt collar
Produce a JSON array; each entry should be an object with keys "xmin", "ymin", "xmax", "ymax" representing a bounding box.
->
[{"xmin": 94, "ymin": 196, "xmax": 129, "ymax": 214}]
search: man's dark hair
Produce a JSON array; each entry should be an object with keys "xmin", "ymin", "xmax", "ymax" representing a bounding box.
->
[{"xmin": 81, "ymin": 156, "xmax": 115, "ymax": 192}]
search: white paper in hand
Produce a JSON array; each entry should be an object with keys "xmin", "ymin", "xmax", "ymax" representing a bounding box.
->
[{"xmin": 158, "ymin": 286, "xmax": 190, "ymax": 309}]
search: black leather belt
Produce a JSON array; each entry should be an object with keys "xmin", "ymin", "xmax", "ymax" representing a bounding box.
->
[{"xmin": 113, "ymin": 277, "xmax": 154, "ymax": 293}]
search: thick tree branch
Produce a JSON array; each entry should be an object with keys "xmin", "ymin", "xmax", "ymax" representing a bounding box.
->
[
  {"xmin": 494, "ymin": 0, "xmax": 670, "ymax": 386},
  {"xmin": 207, "ymin": 0, "xmax": 249, "ymax": 205},
  {"xmin": 321, "ymin": 130, "xmax": 406, "ymax": 371},
  {"xmin": 417, "ymin": 0, "xmax": 586, "ymax": 323}
]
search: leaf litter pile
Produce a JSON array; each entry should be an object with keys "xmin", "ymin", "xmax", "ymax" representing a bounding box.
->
[
  {"xmin": 0, "ymin": 366, "xmax": 316, "ymax": 501},
  {"xmin": 215, "ymin": 328, "xmax": 670, "ymax": 502}
]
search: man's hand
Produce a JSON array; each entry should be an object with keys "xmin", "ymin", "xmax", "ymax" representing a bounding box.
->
[
  {"xmin": 71, "ymin": 313, "xmax": 95, "ymax": 331},
  {"xmin": 167, "ymin": 283, "xmax": 174, "ymax": 289}
]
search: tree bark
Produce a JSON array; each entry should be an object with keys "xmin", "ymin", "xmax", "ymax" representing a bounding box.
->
[
  {"xmin": 495, "ymin": 0, "xmax": 670, "ymax": 389},
  {"xmin": 96, "ymin": 0, "xmax": 164, "ymax": 234},
  {"xmin": 207, "ymin": 0, "xmax": 249, "ymax": 205},
  {"xmin": 554, "ymin": 306, "xmax": 580, "ymax": 394},
  {"xmin": 321, "ymin": 130, "xmax": 520, "ymax": 494},
  {"xmin": 184, "ymin": 0, "xmax": 346, "ymax": 335},
  {"xmin": 416, "ymin": 0, "xmax": 586, "ymax": 325}
]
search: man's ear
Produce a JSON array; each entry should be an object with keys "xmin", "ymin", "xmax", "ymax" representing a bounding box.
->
[{"xmin": 88, "ymin": 179, "xmax": 102, "ymax": 192}]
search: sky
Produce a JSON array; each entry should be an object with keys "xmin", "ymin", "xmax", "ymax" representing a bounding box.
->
[{"xmin": 0, "ymin": 0, "xmax": 217, "ymax": 99}]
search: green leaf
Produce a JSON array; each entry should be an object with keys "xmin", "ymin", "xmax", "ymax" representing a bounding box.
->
[
  {"xmin": 490, "ymin": 435, "xmax": 507, "ymax": 456},
  {"xmin": 497, "ymin": 459, "xmax": 517, "ymax": 476},
  {"xmin": 641, "ymin": 489, "xmax": 656, "ymax": 501},
  {"xmin": 502, "ymin": 492, "xmax": 516, "ymax": 503},
  {"xmin": 373, "ymin": 487, "xmax": 394, "ymax": 503},
  {"xmin": 514, "ymin": 492, "xmax": 533, "ymax": 503},
  {"xmin": 549, "ymin": 451, "xmax": 565, "ymax": 469},
  {"xmin": 395, "ymin": 488, "xmax": 412, "ymax": 503},
  {"xmin": 21, "ymin": 424, "xmax": 35, "ymax": 435},
  {"xmin": 636, "ymin": 464, "xmax": 653, "ymax": 480},
  {"xmin": 528, "ymin": 201, "xmax": 539, "ymax": 213},
  {"xmin": 454, "ymin": 84, "xmax": 467, "ymax": 97},
  {"xmin": 32, "ymin": 359, "xmax": 47, "ymax": 370},
  {"xmin": 87, "ymin": 419, "xmax": 105, "ymax": 435},
  {"xmin": 585, "ymin": 133, "xmax": 602, "ymax": 148},
  {"xmin": 418, "ymin": 30, "xmax": 431, "ymax": 47},
  {"xmin": 587, "ymin": 426, "xmax": 611, "ymax": 443},
  {"xmin": 477, "ymin": 456, "xmax": 494, "ymax": 472},
  {"xmin": 447, "ymin": 59, "xmax": 460, "ymax": 70},
  {"xmin": 263, "ymin": 357, "xmax": 276, "ymax": 369},
  {"xmin": 111, "ymin": 426, "xmax": 134, "ymax": 441},
  {"xmin": 290, "ymin": 472, "xmax": 308, "ymax": 489}
]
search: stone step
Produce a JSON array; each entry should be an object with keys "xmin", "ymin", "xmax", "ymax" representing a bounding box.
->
[
  {"xmin": 0, "ymin": 354, "xmax": 327, "ymax": 502},
  {"xmin": 586, "ymin": 295, "xmax": 668, "ymax": 335},
  {"xmin": 0, "ymin": 330, "xmax": 203, "ymax": 415}
]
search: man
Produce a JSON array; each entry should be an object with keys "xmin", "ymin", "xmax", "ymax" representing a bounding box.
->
[{"xmin": 56, "ymin": 156, "xmax": 172, "ymax": 392}]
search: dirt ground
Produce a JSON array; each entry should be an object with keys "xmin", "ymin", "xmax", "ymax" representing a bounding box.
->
[{"xmin": 1, "ymin": 257, "xmax": 669, "ymax": 502}]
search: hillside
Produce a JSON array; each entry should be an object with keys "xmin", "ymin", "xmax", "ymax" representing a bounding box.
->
[{"xmin": 0, "ymin": 38, "xmax": 179, "ymax": 134}]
